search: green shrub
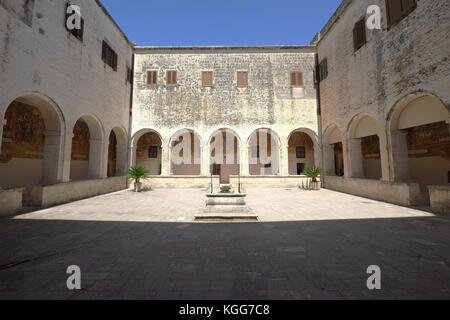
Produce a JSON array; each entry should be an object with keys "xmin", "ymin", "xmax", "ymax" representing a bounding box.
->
[
  {"xmin": 302, "ymin": 166, "xmax": 323, "ymax": 182},
  {"xmin": 127, "ymin": 165, "xmax": 150, "ymax": 184}
]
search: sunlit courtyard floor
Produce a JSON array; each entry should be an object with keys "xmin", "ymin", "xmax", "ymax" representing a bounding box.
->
[{"xmin": 0, "ymin": 188, "xmax": 449, "ymax": 299}]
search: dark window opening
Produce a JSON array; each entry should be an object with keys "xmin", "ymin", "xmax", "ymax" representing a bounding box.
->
[
  {"xmin": 386, "ymin": 0, "xmax": 417, "ymax": 28},
  {"xmin": 102, "ymin": 41, "xmax": 118, "ymax": 71},
  {"xmin": 353, "ymin": 18, "xmax": 367, "ymax": 51}
]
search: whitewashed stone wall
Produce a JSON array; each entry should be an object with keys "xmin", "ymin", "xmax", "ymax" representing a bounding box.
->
[
  {"xmin": 131, "ymin": 46, "xmax": 319, "ymax": 176},
  {"xmin": 0, "ymin": 0, "xmax": 133, "ymax": 183}
]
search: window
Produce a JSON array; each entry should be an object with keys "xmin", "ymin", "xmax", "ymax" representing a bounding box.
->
[
  {"xmin": 65, "ymin": 3, "xmax": 84, "ymax": 42},
  {"xmin": 147, "ymin": 70, "xmax": 158, "ymax": 86},
  {"xmin": 386, "ymin": 0, "xmax": 417, "ymax": 28},
  {"xmin": 296, "ymin": 146, "xmax": 306, "ymax": 159},
  {"xmin": 237, "ymin": 71, "xmax": 248, "ymax": 87},
  {"xmin": 166, "ymin": 70, "xmax": 177, "ymax": 85},
  {"xmin": 102, "ymin": 41, "xmax": 118, "ymax": 71},
  {"xmin": 202, "ymin": 71, "xmax": 213, "ymax": 87},
  {"xmin": 148, "ymin": 146, "xmax": 158, "ymax": 158},
  {"xmin": 353, "ymin": 19, "xmax": 367, "ymax": 51},
  {"xmin": 290, "ymin": 72, "xmax": 303, "ymax": 87},
  {"xmin": 317, "ymin": 58, "xmax": 328, "ymax": 82},
  {"xmin": 126, "ymin": 67, "xmax": 133, "ymax": 84}
]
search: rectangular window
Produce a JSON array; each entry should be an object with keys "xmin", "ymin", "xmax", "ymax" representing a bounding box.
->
[
  {"xmin": 102, "ymin": 41, "xmax": 118, "ymax": 71},
  {"xmin": 290, "ymin": 72, "xmax": 303, "ymax": 87},
  {"xmin": 65, "ymin": 3, "xmax": 84, "ymax": 42},
  {"xmin": 147, "ymin": 70, "xmax": 158, "ymax": 86},
  {"xmin": 237, "ymin": 71, "xmax": 248, "ymax": 87},
  {"xmin": 353, "ymin": 18, "xmax": 367, "ymax": 51},
  {"xmin": 148, "ymin": 146, "xmax": 158, "ymax": 158},
  {"xmin": 126, "ymin": 67, "xmax": 133, "ymax": 84},
  {"xmin": 202, "ymin": 71, "xmax": 213, "ymax": 87},
  {"xmin": 386, "ymin": 0, "xmax": 417, "ymax": 28},
  {"xmin": 317, "ymin": 58, "xmax": 328, "ymax": 82},
  {"xmin": 166, "ymin": 70, "xmax": 177, "ymax": 85},
  {"xmin": 296, "ymin": 146, "xmax": 306, "ymax": 159}
]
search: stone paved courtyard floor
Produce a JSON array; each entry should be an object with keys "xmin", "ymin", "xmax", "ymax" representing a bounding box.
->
[{"xmin": 0, "ymin": 188, "xmax": 449, "ymax": 300}]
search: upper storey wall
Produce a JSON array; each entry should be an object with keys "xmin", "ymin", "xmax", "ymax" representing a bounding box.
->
[
  {"xmin": 316, "ymin": 0, "xmax": 450, "ymax": 133},
  {"xmin": 0, "ymin": 0, "xmax": 133, "ymax": 134},
  {"xmin": 132, "ymin": 47, "xmax": 318, "ymax": 144}
]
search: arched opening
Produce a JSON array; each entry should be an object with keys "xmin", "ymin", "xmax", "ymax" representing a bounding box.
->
[
  {"xmin": 347, "ymin": 115, "xmax": 382, "ymax": 180},
  {"xmin": 170, "ymin": 129, "xmax": 201, "ymax": 175},
  {"xmin": 248, "ymin": 128, "xmax": 280, "ymax": 175},
  {"xmin": 0, "ymin": 93, "xmax": 64, "ymax": 190},
  {"xmin": 136, "ymin": 132, "xmax": 162, "ymax": 175},
  {"xmin": 107, "ymin": 131, "xmax": 117, "ymax": 177},
  {"xmin": 287, "ymin": 131, "xmax": 315, "ymax": 175},
  {"xmin": 70, "ymin": 114, "xmax": 104, "ymax": 181},
  {"xmin": 209, "ymin": 128, "xmax": 240, "ymax": 183},
  {"xmin": 389, "ymin": 94, "xmax": 450, "ymax": 193},
  {"xmin": 323, "ymin": 125, "xmax": 344, "ymax": 176},
  {"xmin": 110, "ymin": 127, "xmax": 127, "ymax": 176}
]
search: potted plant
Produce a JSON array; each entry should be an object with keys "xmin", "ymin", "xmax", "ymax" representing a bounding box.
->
[
  {"xmin": 302, "ymin": 166, "xmax": 323, "ymax": 190},
  {"xmin": 220, "ymin": 184, "xmax": 232, "ymax": 193},
  {"xmin": 127, "ymin": 165, "xmax": 149, "ymax": 192}
]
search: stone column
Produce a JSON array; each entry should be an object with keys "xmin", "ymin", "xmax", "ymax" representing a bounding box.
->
[
  {"xmin": 88, "ymin": 138, "xmax": 105, "ymax": 179},
  {"xmin": 116, "ymin": 142, "xmax": 127, "ymax": 176},
  {"xmin": 61, "ymin": 131, "xmax": 73, "ymax": 183},
  {"xmin": 280, "ymin": 144, "xmax": 289, "ymax": 176},
  {"xmin": 378, "ymin": 131, "xmax": 390, "ymax": 181},
  {"xmin": 42, "ymin": 130, "xmax": 65, "ymax": 185},
  {"xmin": 241, "ymin": 145, "xmax": 249, "ymax": 176},
  {"xmin": 161, "ymin": 145, "xmax": 170, "ymax": 176},
  {"xmin": 388, "ymin": 130, "xmax": 409, "ymax": 182},
  {"xmin": 0, "ymin": 119, "xmax": 5, "ymax": 152},
  {"xmin": 323, "ymin": 143, "xmax": 335, "ymax": 175},
  {"xmin": 347, "ymin": 138, "xmax": 364, "ymax": 178},
  {"xmin": 201, "ymin": 143, "xmax": 210, "ymax": 176},
  {"xmin": 130, "ymin": 145, "xmax": 137, "ymax": 167},
  {"xmin": 342, "ymin": 139, "xmax": 350, "ymax": 178}
]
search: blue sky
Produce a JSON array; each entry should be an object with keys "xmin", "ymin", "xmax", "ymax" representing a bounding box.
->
[{"xmin": 100, "ymin": 0, "xmax": 341, "ymax": 46}]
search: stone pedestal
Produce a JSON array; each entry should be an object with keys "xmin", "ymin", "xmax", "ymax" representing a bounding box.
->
[{"xmin": 195, "ymin": 193, "xmax": 258, "ymax": 221}]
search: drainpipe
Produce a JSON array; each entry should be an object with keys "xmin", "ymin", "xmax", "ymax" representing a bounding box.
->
[{"xmin": 314, "ymin": 53, "xmax": 324, "ymax": 188}]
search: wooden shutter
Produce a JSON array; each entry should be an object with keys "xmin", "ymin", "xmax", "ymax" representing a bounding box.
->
[
  {"xmin": 323, "ymin": 58, "xmax": 328, "ymax": 79},
  {"xmin": 147, "ymin": 71, "xmax": 157, "ymax": 85},
  {"xmin": 202, "ymin": 71, "xmax": 213, "ymax": 86},
  {"xmin": 387, "ymin": 0, "xmax": 416, "ymax": 27},
  {"xmin": 290, "ymin": 72, "xmax": 303, "ymax": 87},
  {"xmin": 237, "ymin": 71, "xmax": 248, "ymax": 87},
  {"xmin": 167, "ymin": 71, "xmax": 177, "ymax": 85},
  {"xmin": 102, "ymin": 41, "xmax": 107, "ymax": 62},
  {"xmin": 353, "ymin": 19, "xmax": 366, "ymax": 51},
  {"xmin": 113, "ymin": 51, "xmax": 118, "ymax": 71}
]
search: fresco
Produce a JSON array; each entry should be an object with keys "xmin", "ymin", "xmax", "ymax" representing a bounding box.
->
[
  {"xmin": 136, "ymin": 133, "xmax": 161, "ymax": 160},
  {"xmin": 406, "ymin": 121, "xmax": 450, "ymax": 160},
  {"xmin": 0, "ymin": 101, "xmax": 45, "ymax": 163},
  {"xmin": 71, "ymin": 120, "xmax": 90, "ymax": 160}
]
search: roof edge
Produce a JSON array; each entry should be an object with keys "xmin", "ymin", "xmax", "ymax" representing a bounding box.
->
[
  {"xmin": 95, "ymin": 0, "xmax": 133, "ymax": 48},
  {"xmin": 311, "ymin": 0, "xmax": 353, "ymax": 45},
  {"xmin": 134, "ymin": 45, "xmax": 316, "ymax": 51}
]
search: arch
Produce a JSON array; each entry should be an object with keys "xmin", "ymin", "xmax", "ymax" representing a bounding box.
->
[
  {"xmin": 169, "ymin": 128, "xmax": 202, "ymax": 175},
  {"xmin": 208, "ymin": 128, "xmax": 241, "ymax": 183},
  {"xmin": 322, "ymin": 124, "xmax": 345, "ymax": 176},
  {"xmin": 286, "ymin": 128, "xmax": 319, "ymax": 175},
  {"xmin": 246, "ymin": 127, "xmax": 281, "ymax": 148},
  {"xmin": 346, "ymin": 113, "xmax": 382, "ymax": 180},
  {"xmin": 207, "ymin": 127, "xmax": 242, "ymax": 147},
  {"xmin": 387, "ymin": 92, "xmax": 450, "ymax": 131},
  {"xmin": 109, "ymin": 126, "xmax": 128, "ymax": 176},
  {"xmin": 387, "ymin": 92, "xmax": 450, "ymax": 196},
  {"xmin": 347, "ymin": 113, "xmax": 380, "ymax": 139},
  {"xmin": 0, "ymin": 92, "xmax": 66, "ymax": 189},
  {"xmin": 69, "ymin": 113, "xmax": 105, "ymax": 181},
  {"xmin": 247, "ymin": 128, "xmax": 280, "ymax": 175},
  {"xmin": 134, "ymin": 129, "xmax": 163, "ymax": 175},
  {"xmin": 131, "ymin": 128, "xmax": 165, "ymax": 148}
]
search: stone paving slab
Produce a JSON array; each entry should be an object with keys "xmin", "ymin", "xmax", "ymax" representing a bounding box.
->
[{"xmin": 0, "ymin": 188, "xmax": 449, "ymax": 299}]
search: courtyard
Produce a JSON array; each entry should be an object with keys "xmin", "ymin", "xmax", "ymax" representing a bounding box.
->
[{"xmin": 0, "ymin": 188, "xmax": 449, "ymax": 300}]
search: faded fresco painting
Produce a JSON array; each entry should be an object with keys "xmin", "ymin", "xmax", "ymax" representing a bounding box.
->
[
  {"xmin": 71, "ymin": 120, "xmax": 90, "ymax": 161},
  {"xmin": 136, "ymin": 133, "xmax": 161, "ymax": 160},
  {"xmin": 0, "ymin": 101, "xmax": 45, "ymax": 163}
]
